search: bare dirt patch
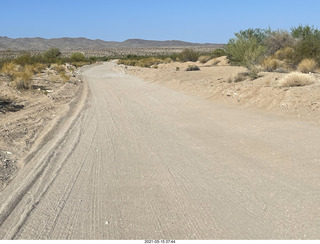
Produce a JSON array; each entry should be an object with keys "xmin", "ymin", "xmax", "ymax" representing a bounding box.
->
[
  {"xmin": 0, "ymin": 64, "xmax": 84, "ymax": 190},
  {"xmin": 118, "ymin": 56, "xmax": 320, "ymax": 124}
]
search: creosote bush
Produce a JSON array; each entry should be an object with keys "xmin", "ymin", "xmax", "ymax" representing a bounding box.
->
[
  {"xmin": 226, "ymin": 25, "xmax": 320, "ymax": 73},
  {"xmin": 178, "ymin": 49, "xmax": 199, "ymax": 62}
]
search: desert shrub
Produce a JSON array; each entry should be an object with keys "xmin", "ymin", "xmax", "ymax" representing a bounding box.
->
[
  {"xmin": 59, "ymin": 72, "xmax": 71, "ymax": 82},
  {"xmin": 71, "ymin": 61, "xmax": 90, "ymax": 67},
  {"xmin": 186, "ymin": 65, "xmax": 200, "ymax": 71},
  {"xmin": 198, "ymin": 55, "xmax": 211, "ymax": 64},
  {"xmin": 291, "ymin": 25, "xmax": 320, "ymax": 64},
  {"xmin": 117, "ymin": 59, "xmax": 137, "ymax": 66},
  {"xmin": 15, "ymin": 52, "xmax": 34, "ymax": 66},
  {"xmin": 248, "ymin": 66, "xmax": 260, "ymax": 80},
  {"xmin": 51, "ymin": 64, "xmax": 66, "ymax": 73},
  {"xmin": 1, "ymin": 62, "xmax": 19, "ymax": 78},
  {"xmin": 228, "ymin": 72, "xmax": 248, "ymax": 83},
  {"xmin": 297, "ymin": 58, "xmax": 317, "ymax": 73},
  {"xmin": 70, "ymin": 52, "xmax": 86, "ymax": 62},
  {"xmin": 31, "ymin": 63, "xmax": 47, "ymax": 74},
  {"xmin": 175, "ymin": 67, "xmax": 180, "ymax": 71},
  {"xmin": 118, "ymin": 57, "xmax": 164, "ymax": 68},
  {"xmin": 274, "ymin": 47, "xmax": 295, "ymax": 61},
  {"xmin": 12, "ymin": 67, "xmax": 33, "ymax": 89},
  {"xmin": 43, "ymin": 48, "xmax": 61, "ymax": 63},
  {"xmin": 139, "ymin": 57, "xmax": 163, "ymax": 67},
  {"xmin": 262, "ymin": 57, "xmax": 284, "ymax": 71},
  {"xmin": 278, "ymin": 72, "xmax": 314, "ymax": 87},
  {"xmin": 178, "ymin": 49, "xmax": 199, "ymax": 62},
  {"xmin": 233, "ymin": 72, "xmax": 247, "ymax": 82},
  {"xmin": 226, "ymin": 29, "xmax": 266, "ymax": 67},
  {"xmin": 211, "ymin": 48, "xmax": 227, "ymax": 58},
  {"xmin": 265, "ymin": 30, "xmax": 295, "ymax": 55},
  {"xmin": 163, "ymin": 57, "xmax": 173, "ymax": 63}
]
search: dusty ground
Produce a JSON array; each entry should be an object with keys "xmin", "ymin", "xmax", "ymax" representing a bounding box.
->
[
  {"xmin": 117, "ymin": 56, "xmax": 320, "ymax": 124},
  {"xmin": 1, "ymin": 63, "xmax": 319, "ymax": 239},
  {"xmin": 0, "ymin": 65, "xmax": 84, "ymax": 190}
]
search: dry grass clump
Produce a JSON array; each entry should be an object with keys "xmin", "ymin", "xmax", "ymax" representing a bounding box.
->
[
  {"xmin": 198, "ymin": 55, "xmax": 211, "ymax": 64},
  {"xmin": 227, "ymin": 72, "xmax": 248, "ymax": 83},
  {"xmin": 59, "ymin": 72, "xmax": 71, "ymax": 82},
  {"xmin": 297, "ymin": 59, "xmax": 317, "ymax": 73},
  {"xmin": 262, "ymin": 57, "xmax": 285, "ymax": 72},
  {"xmin": 234, "ymin": 72, "xmax": 247, "ymax": 82},
  {"xmin": 30, "ymin": 63, "xmax": 47, "ymax": 74},
  {"xmin": 0, "ymin": 62, "xmax": 36, "ymax": 89},
  {"xmin": 12, "ymin": 68, "xmax": 33, "ymax": 89},
  {"xmin": 163, "ymin": 57, "xmax": 173, "ymax": 63},
  {"xmin": 1, "ymin": 62, "xmax": 19, "ymax": 78},
  {"xmin": 186, "ymin": 65, "xmax": 200, "ymax": 71},
  {"xmin": 278, "ymin": 72, "xmax": 314, "ymax": 87},
  {"xmin": 51, "ymin": 64, "xmax": 66, "ymax": 73}
]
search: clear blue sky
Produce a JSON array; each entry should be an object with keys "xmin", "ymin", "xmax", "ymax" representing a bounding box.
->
[{"xmin": 1, "ymin": 0, "xmax": 320, "ymax": 43}]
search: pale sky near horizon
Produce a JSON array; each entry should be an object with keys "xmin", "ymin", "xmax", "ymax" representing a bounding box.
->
[{"xmin": 1, "ymin": 0, "xmax": 320, "ymax": 43}]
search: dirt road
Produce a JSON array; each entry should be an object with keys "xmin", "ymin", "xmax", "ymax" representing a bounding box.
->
[{"xmin": 0, "ymin": 62, "xmax": 320, "ymax": 239}]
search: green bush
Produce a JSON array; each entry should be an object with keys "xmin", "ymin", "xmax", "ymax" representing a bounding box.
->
[
  {"xmin": 43, "ymin": 48, "xmax": 61, "ymax": 63},
  {"xmin": 178, "ymin": 49, "xmax": 199, "ymax": 62},
  {"xmin": 227, "ymin": 34, "xmax": 266, "ymax": 67},
  {"xmin": 15, "ymin": 52, "xmax": 34, "ymax": 66},
  {"xmin": 291, "ymin": 25, "xmax": 320, "ymax": 64},
  {"xmin": 70, "ymin": 52, "xmax": 86, "ymax": 62},
  {"xmin": 211, "ymin": 48, "xmax": 227, "ymax": 58}
]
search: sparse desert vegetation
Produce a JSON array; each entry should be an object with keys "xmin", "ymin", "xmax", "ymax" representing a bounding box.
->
[
  {"xmin": 186, "ymin": 65, "xmax": 200, "ymax": 71},
  {"xmin": 2, "ymin": 25, "xmax": 320, "ymax": 189},
  {"xmin": 278, "ymin": 72, "xmax": 315, "ymax": 87}
]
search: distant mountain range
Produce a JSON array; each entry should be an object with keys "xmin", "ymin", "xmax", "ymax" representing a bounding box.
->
[{"xmin": 0, "ymin": 36, "xmax": 224, "ymax": 51}]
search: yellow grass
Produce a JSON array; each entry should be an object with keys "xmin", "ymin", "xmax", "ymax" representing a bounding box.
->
[
  {"xmin": 279, "ymin": 72, "xmax": 314, "ymax": 87},
  {"xmin": 298, "ymin": 58, "xmax": 317, "ymax": 73}
]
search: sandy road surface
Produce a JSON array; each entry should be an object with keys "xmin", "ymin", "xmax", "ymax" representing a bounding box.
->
[{"xmin": 1, "ymin": 62, "xmax": 320, "ymax": 239}]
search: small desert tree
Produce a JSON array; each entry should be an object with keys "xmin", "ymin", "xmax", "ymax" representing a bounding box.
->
[{"xmin": 227, "ymin": 29, "xmax": 267, "ymax": 68}]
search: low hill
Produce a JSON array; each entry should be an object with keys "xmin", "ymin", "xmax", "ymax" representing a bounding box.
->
[{"xmin": 0, "ymin": 36, "xmax": 224, "ymax": 51}]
